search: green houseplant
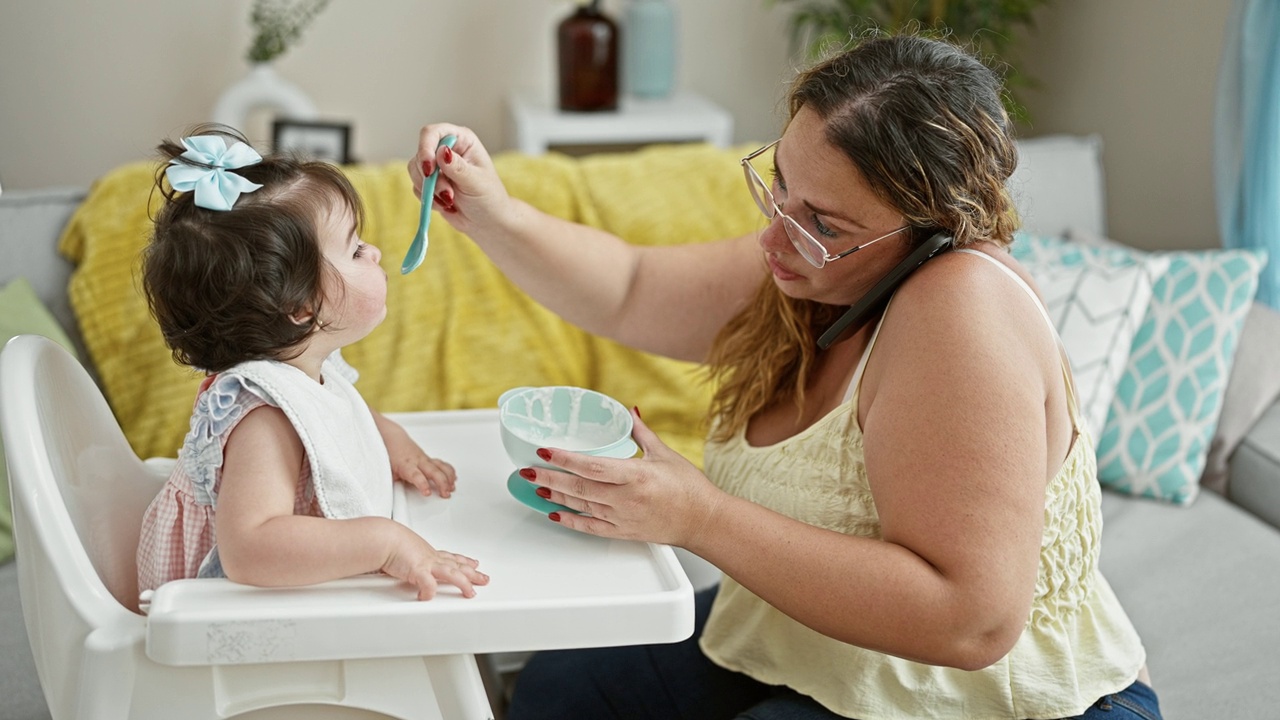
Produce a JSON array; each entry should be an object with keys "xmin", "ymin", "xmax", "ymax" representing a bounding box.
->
[
  {"xmin": 247, "ymin": 0, "xmax": 333, "ymax": 64},
  {"xmin": 770, "ymin": 0, "xmax": 1050, "ymax": 122}
]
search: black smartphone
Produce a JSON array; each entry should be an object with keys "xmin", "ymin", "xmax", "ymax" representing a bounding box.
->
[{"xmin": 816, "ymin": 232, "xmax": 953, "ymax": 349}]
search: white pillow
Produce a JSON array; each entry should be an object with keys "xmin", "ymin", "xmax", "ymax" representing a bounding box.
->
[
  {"xmin": 1011, "ymin": 232, "xmax": 1169, "ymax": 438},
  {"xmin": 1010, "ymin": 134, "xmax": 1107, "ymax": 238}
]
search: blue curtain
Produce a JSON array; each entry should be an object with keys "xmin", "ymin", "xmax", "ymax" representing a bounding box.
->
[{"xmin": 1216, "ymin": 0, "xmax": 1280, "ymax": 308}]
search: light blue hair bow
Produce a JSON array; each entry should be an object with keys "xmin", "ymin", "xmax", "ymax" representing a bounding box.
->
[{"xmin": 165, "ymin": 135, "xmax": 264, "ymax": 211}]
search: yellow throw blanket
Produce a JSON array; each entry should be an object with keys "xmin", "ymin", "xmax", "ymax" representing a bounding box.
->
[{"xmin": 58, "ymin": 144, "xmax": 762, "ymax": 465}]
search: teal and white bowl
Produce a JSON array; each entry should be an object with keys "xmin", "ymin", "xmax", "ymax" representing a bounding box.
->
[{"xmin": 497, "ymin": 386, "xmax": 638, "ymax": 470}]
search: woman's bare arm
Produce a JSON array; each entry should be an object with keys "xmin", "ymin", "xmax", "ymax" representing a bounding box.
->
[
  {"xmin": 412, "ymin": 124, "xmax": 765, "ymax": 361},
  {"xmin": 482, "ymin": 201, "xmax": 763, "ymax": 361}
]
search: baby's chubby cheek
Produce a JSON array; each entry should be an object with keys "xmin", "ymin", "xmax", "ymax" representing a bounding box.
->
[
  {"xmin": 361, "ymin": 288, "xmax": 389, "ymax": 324},
  {"xmin": 331, "ymin": 285, "xmax": 388, "ymax": 330}
]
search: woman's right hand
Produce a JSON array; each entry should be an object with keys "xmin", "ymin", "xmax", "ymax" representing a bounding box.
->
[
  {"xmin": 381, "ymin": 522, "xmax": 489, "ymax": 600},
  {"xmin": 407, "ymin": 123, "xmax": 516, "ymax": 237}
]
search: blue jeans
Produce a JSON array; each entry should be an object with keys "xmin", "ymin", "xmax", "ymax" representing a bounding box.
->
[
  {"xmin": 506, "ymin": 587, "xmax": 1163, "ymax": 720},
  {"xmin": 1075, "ymin": 680, "xmax": 1163, "ymax": 720}
]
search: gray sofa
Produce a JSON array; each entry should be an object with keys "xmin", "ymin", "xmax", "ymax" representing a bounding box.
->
[{"xmin": 4, "ymin": 141, "xmax": 1280, "ymax": 719}]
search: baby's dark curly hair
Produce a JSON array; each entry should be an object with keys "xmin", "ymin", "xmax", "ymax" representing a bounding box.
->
[{"xmin": 143, "ymin": 124, "xmax": 365, "ymax": 372}]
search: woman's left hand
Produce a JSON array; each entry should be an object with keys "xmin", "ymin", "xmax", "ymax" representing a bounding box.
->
[{"xmin": 520, "ymin": 408, "xmax": 726, "ymax": 546}]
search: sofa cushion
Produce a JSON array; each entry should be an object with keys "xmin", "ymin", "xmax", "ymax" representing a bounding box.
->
[
  {"xmin": 1230, "ymin": 402, "xmax": 1280, "ymax": 529},
  {"xmin": 1025, "ymin": 232, "xmax": 1265, "ymax": 505},
  {"xmin": 1010, "ymin": 232, "xmax": 1166, "ymax": 438},
  {"xmin": 0, "ymin": 277, "xmax": 81, "ymax": 565},
  {"xmin": 1007, "ymin": 134, "xmax": 1107, "ymax": 238},
  {"xmin": 1, "ymin": 278, "xmax": 79, "ymax": 354},
  {"xmin": 1100, "ymin": 489, "xmax": 1280, "ymax": 715},
  {"xmin": 1205, "ymin": 302, "xmax": 1280, "ymax": 494},
  {"xmin": 1098, "ymin": 246, "xmax": 1264, "ymax": 505},
  {"xmin": 0, "ymin": 187, "xmax": 84, "ymax": 338}
]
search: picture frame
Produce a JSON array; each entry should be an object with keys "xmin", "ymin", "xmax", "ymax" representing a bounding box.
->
[{"xmin": 272, "ymin": 119, "xmax": 352, "ymax": 164}]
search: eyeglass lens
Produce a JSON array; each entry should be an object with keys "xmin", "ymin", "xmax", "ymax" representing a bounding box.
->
[
  {"xmin": 744, "ymin": 165, "xmax": 774, "ymax": 219},
  {"xmin": 744, "ymin": 163, "xmax": 830, "ymax": 267}
]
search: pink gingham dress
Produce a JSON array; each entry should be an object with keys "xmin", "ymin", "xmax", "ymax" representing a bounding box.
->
[{"xmin": 135, "ymin": 373, "xmax": 322, "ymax": 595}]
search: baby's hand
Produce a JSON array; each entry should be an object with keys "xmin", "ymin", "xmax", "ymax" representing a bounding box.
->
[
  {"xmin": 380, "ymin": 419, "xmax": 458, "ymax": 497},
  {"xmin": 383, "ymin": 526, "xmax": 489, "ymax": 600},
  {"xmin": 392, "ymin": 446, "xmax": 458, "ymax": 498}
]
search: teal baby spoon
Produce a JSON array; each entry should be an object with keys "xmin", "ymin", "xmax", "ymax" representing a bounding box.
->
[{"xmin": 401, "ymin": 134, "xmax": 458, "ymax": 275}]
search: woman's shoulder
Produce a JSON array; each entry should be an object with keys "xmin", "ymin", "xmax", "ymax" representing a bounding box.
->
[
  {"xmin": 888, "ymin": 245, "xmax": 1047, "ymax": 335},
  {"xmin": 872, "ymin": 245, "xmax": 1058, "ymax": 381}
]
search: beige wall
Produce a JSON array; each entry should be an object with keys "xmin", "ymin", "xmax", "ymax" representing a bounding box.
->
[
  {"xmin": 0, "ymin": 1, "xmax": 793, "ymax": 190},
  {"xmin": 1019, "ymin": 0, "xmax": 1234, "ymax": 250},
  {"xmin": 0, "ymin": 0, "xmax": 1235, "ymax": 251}
]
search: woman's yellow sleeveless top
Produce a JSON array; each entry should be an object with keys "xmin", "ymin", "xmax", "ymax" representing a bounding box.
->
[{"xmin": 698, "ymin": 250, "xmax": 1147, "ymax": 719}]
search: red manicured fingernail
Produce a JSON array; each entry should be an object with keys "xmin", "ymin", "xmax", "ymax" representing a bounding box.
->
[
  {"xmin": 535, "ymin": 487, "xmax": 551, "ymax": 498},
  {"xmin": 536, "ymin": 448, "xmax": 552, "ymax": 461},
  {"xmin": 442, "ymin": 146, "xmax": 454, "ymax": 164},
  {"xmin": 548, "ymin": 512, "xmax": 561, "ymax": 522},
  {"xmin": 441, "ymin": 188, "xmax": 454, "ymax": 205},
  {"xmin": 519, "ymin": 467, "xmax": 537, "ymax": 481},
  {"xmin": 422, "ymin": 159, "xmax": 433, "ymax": 176},
  {"xmin": 633, "ymin": 405, "xmax": 641, "ymax": 419}
]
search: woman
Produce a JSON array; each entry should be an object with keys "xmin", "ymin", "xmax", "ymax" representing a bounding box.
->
[{"xmin": 410, "ymin": 35, "xmax": 1161, "ymax": 720}]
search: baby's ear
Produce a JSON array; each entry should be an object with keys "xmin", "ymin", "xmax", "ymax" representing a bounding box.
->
[{"xmin": 288, "ymin": 306, "xmax": 315, "ymax": 326}]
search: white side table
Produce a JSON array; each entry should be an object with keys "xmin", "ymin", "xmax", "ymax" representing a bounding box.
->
[{"xmin": 507, "ymin": 91, "xmax": 734, "ymax": 155}]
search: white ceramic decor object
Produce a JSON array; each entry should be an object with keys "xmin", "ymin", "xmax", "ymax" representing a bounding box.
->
[{"xmin": 212, "ymin": 63, "xmax": 318, "ymax": 131}]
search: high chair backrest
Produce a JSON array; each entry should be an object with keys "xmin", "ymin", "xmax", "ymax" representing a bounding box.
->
[
  {"xmin": 3, "ymin": 334, "xmax": 498, "ymax": 720},
  {"xmin": 1, "ymin": 334, "xmax": 161, "ymax": 614}
]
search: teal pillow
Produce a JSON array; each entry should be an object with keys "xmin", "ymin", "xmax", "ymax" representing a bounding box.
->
[
  {"xmin": 1012, "ymin": 233, "xmax": 1266, "ymax": 505},
  {"xmin": 0, "ymin": 277, "xmax": 79, "ymax": 564}
]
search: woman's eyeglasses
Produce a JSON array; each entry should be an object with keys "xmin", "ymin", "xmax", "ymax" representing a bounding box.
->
[{"xmin": 741, "ymin": 140, "xmax": 910, "ymax": 269}]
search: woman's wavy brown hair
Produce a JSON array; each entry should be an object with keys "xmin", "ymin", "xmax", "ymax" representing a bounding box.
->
[
  {"xmin": 143, "ymin": 123, "xmax": 364, "ymax": 373},
  {"xmin": 706, "ymin": 34, "xmax": 1020, "ymax": 440}
]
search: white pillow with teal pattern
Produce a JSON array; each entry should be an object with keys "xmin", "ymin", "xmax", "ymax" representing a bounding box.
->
[
  {"xmin": 1009, "ymin": 232, "xmax": 1168, "ymax": 438},
  {"xmin": 1014, "ymin": 232, "xmax": 1266, "ymax": 504}
]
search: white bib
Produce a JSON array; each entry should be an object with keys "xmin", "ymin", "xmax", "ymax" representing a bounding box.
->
[{"xmin": 227, "ymin": 352, "xmax": 393, "ymax": 519}]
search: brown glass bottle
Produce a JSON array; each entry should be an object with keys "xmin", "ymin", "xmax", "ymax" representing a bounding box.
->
[{"xmin": 557, "ymin": 0, "xmax": 619, "ymax": 112}]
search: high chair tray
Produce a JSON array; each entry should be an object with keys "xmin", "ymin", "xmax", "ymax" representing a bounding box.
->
[{"xmin": 145, "ymin": 409, "xmax": 694, "ymax": 666}]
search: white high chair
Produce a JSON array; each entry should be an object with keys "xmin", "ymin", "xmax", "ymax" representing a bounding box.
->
[{"xmin": 0, "ymin": 335, "xmax": 493, "ymax": 719}]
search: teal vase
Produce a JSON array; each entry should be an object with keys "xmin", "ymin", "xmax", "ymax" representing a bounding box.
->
[{"xmin": 623, "ymin": 0, "xmax": 677, "ymax": 99}]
